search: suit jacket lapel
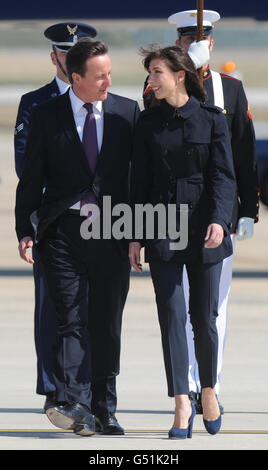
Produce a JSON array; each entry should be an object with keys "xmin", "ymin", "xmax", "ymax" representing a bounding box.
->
[
  {"xmin": 96, "ymin": 93, "xmax": 116, "ymax": 170},
  {"xmin": 100, "ymin": 94, "xmax": 115, "ymax": 156},
  {"xmin": 56, "ymin": 91, "xmax": 94, "ymax": 180}
]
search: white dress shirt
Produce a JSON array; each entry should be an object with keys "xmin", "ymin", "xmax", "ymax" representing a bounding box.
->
[
  {"xmin": 68, "ymin": 87, "xmax": 104, "ymax": 209},
  {"xmin": 55, "ymin": 76, "xmax": 70, "ymax": 95}
]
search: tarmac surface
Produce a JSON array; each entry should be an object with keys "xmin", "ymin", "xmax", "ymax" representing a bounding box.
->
[{"xmin": 0, "ymin": 129, "xmax": 268, "ymax": 453}]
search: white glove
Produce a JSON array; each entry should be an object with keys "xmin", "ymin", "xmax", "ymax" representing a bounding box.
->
[
  {"xmin": 236, "ymin": 217, "xmax": 254, "ymax": 241},
  {"xmin": 188, "ymin": 40, "xmax": 210, "ymax": 69}
]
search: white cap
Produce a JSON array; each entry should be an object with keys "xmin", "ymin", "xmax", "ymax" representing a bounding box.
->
[{"xmin": 168, "ymin": 10, "xmax": 220, "ymax": 35}]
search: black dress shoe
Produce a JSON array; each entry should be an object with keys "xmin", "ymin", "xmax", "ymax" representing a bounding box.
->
[
  {"xmin": 43, "ymin": 392, "xmax": 57, "ymax": 413},
  {"xmin": 95, "ymin": 413, "xmax": 124, "ymax": 435},
  {"xmin": 191, "ymin": 393, "xmax": 224, "ymax": 415},
  {"xmin": 46, "ymin": 402, "xmax": 95, "ymax": 436}
]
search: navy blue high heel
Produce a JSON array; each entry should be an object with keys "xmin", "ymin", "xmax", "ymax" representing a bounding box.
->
[
  {"xmin": 168, "ymin": 401, "xmax": 196, "ymax": 439},
  {"xmin": 203, "ymin": 414, "xmax": 222, "ymax": 435}
]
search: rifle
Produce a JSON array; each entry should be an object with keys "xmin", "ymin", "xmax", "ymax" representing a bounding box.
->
[{"xmin": 197, "ymin": 0, "xmax": 204, "ymax": 84}]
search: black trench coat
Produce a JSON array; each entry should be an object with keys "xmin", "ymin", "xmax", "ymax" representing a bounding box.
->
[{"xmin": 130, "ymin": 96, "xmax": 236, "ymax": 264}]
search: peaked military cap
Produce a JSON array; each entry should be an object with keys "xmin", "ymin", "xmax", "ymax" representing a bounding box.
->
[
  {"xmin": 168, "ymin": 9, "xmax": 220, "ymax": 36},
  {"xmin": 44, "ymin": 22, "xmax": 97, "ymax": 51}
]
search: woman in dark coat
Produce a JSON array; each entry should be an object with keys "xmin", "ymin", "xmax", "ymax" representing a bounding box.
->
[{"xmin": 129, "ymin": 45, "xmax": 236, "ymax": 439}]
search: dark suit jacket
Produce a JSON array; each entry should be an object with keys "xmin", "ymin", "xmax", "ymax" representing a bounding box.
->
[
  {"xmin": 15, "ymin": 90, "xmax": 140, "ymax": 244},
  {"xmin": 14, "ymin": 79, "xmax": 60, "ymax": 178},
  {"xmin": 130, "ymin": 96, "xmax": 236, "ymax": 265}
]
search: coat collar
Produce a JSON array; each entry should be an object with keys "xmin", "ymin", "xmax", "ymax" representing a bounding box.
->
[
  {"xmin": 47, "ymin": 78, "xmax": 61, "ymax": 99},
  {"xmin": 160, "ymin": 95, "xmax": 201, "ymax": 121}
]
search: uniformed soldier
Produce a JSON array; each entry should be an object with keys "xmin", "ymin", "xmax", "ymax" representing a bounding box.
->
[
  {"xmin": 166, "ymin": 9, "xmax": 260, "ymax": 413},
  {"xmin": 14, "ymin": 22, "xmax": 97, "ymax": 412},
  {"xmin": 15, "ymin": 22, "xmax": 97, "ymax": 178}
]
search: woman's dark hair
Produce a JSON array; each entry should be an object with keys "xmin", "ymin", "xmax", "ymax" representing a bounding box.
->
[
  {"xmin": 66, "ymin": 38, "xmax": 108, "ymax": 84},
  {"xmin": 141, "ymin": 44, "xmax": 207, "ymax": 102}
]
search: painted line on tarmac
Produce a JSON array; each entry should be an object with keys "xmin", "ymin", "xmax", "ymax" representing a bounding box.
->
[{"xmin": 0, "ymin": 429, "xmax": 267, "ymax": 435}]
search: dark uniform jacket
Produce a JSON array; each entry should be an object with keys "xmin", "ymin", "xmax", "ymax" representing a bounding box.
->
[
  {"xmin": 14, "ymin": 78, "xmax": 60, "ymax": 178},
  {"xmin": 143, "ymin": 68, "xmax": 260, "ymax": 230},
  {"xmin": 203, "ymin": 68, "xmax": 259, "ymax": 226},
  {"xmin": 15, "ymin": 90, "xmax": 140, "ymax": 245},
  {"xmin": 130, "ymin": 96, "xmax": 236, "ymax": 264}
]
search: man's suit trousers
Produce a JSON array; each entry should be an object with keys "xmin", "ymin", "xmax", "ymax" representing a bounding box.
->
[
  {"xmin": 149, "ymin": 259, "xmax": 223, "ymax": 397},
  {"xmin": 37, "ymin": 212, "xmax": 130, "ymax": 413},
  {"xmin": 32, "ymin": 246, "xmax": 56, "ymax": 395}
]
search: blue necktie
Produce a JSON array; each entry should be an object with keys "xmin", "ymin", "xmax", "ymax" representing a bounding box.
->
[{"xmin": 80, "ymin": 103, "xmax": 99, "ymax": 215}]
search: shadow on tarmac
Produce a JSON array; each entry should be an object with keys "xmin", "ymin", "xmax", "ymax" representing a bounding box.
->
[{"xmin": 1, "ymin": 269, "xmax": 268, "ymax": 278}]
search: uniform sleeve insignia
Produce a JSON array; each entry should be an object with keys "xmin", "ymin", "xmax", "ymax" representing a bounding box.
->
[
  {"xmin": 247, "ymin": 101, "xmax": 252, "ymax": 119},
  {"xmin": 67, "ymin": 25, "xmax": 78, "ymax": 36},
  {"xmin": 14, "ymin": 123, "xmax": 24, "ymax": 135}
]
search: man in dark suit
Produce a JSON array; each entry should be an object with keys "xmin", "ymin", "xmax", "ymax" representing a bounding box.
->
[
  {"xmin": 15, "ymin": 39, "xmax": 140, "ymax": 436},
  {"xmin": 14, "ymin": 22, "xmax": 97, "ymax": 414}
]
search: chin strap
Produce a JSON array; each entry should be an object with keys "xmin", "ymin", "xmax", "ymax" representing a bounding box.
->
[{"xmin": 52, "ymin": 45, "xmax": 68, "ymax": 78}]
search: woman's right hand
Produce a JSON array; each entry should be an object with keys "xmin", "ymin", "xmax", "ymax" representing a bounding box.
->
[
  {"xmin": 18, "ymin": 236, "xmax": 34, "ymax": 264},
  {"xmin": 129, "ymin": 242, "xmax": 143, "ymax": 272}
]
